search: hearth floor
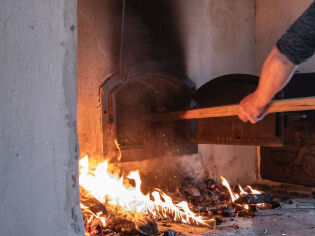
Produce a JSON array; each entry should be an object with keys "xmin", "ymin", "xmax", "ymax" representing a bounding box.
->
[{"xmin": 158, "ymin": 199, "xmax": 315, "ymax": 236}]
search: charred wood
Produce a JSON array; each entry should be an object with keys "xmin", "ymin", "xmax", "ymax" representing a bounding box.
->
[
  {"xmin": 234, "ymin": 193, "xmax": 273, "ymax": 204},
  {"xmin": 80, "ymin": 187, "xmax": 107, "ymax": 215},
  {"xmin": 80, "ymin": 186, "xmax": 158, "ymax": 235}
]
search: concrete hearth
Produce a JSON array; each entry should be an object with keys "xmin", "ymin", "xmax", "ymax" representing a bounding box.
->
[
  {"xmin": 157, "ymin": 184, "xmax": 315, "ymax": 236},
  {"xmin": 158, "ymin": 204, "xmax": 315, "ymax": 236}
]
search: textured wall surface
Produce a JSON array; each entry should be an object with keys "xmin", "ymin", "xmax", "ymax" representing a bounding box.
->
[
  {"xmin": 171, "ymin": 0, "xmax": 258, "ymax": 184},
  {"xmin": 171, "ymin": 0, "xmax": 256, "ymax": 87},
  {"xmin": 77, "ymin": 0, "xmax": 121, "ymax": 162},
  {"xmin": 78, "ymin": 0, "xmax": 258, "ymax": 186},
  {"xmin": 0, "ymin": 0, "xmax": 84, "ymax": 235},
  {"xmin": 256, "ymin": 0, "xmax": 315, "ymax": 73}
]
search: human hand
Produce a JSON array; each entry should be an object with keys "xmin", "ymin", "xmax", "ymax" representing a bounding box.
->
[{"xmin": 237, "ymin": 92, "xmax": 268, "ymax": 123}]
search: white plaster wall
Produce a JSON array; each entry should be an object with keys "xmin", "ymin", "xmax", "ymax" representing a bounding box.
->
[
  {"xmin": 256, "ymin": 0, "xmax": 315, "ymax": 73},
  {"xmin": 0, "ymin": 0, "xmax": 84, "ymax": 235},
  {"xmin": 171, "ymin": 0, "xmax": 258, "ymax": 184},
  {"xmin": 172, "ymin": 0, "xmax": 256, "ymax": 87}
]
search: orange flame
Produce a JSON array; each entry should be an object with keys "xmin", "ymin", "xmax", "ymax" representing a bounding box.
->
[
  {"xmin": 221, "ymin": 176, "xmax": 239, "ymax": 202},
  {"xmin": 80, "ymin": 203, "xmax": 106, "ymax": 227},
  {"xmin": 79, "ymin": 156, "xmax": 212, "ymax": 227},
  {"xmin": 221, "ymin": 176, "xmax": 263, "ymax": 203},
  {"xmin": 114, "ymin": 139, "xmax": 121, "ymax": 162},
  {"xmin": 247, "ymin": 185, "xmax": 261, "ymax": 194},
  {"xmin": 238, "ymin": 185, "xmax": 248, "ymax": 195}
]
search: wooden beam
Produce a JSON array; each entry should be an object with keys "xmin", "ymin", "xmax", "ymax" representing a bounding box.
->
[{"xmin": 152, "ymin": 97, "xmax": 315, "ymax": 121}]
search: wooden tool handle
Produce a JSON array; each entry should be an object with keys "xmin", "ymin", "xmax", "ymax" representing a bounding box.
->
[{"xmin": 152, "ymin": 97, "xmax": 315, "ymax": 121}]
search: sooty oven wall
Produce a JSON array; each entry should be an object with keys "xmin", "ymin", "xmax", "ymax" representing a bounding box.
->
[{"xmin": 78, "ymin": 0, "xmax": 258, "ymax": 189}]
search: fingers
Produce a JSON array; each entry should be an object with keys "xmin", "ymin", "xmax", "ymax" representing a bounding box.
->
[
  {"xmin": 238, "ymin": 92, "xmax": 268, "ymax": 123},
  {"xmin": 248, "ymin": 116, "xmax": 256, "ymax": 124},
  {"xmin": 254, "ymin": 112, "xmax": 267, "ymax": 123},
  {"xmin": 238, "ymin": 113, "xmax": 248, "ymax": 122},
  {"xmin": 237, "ymin": 105, "xmax": 248, "ymax": 122},
  {"xmin": 244, "ymin": 111, "xmax": 263, "ymax": 124},
  {"xmin": 248, "ymin": 111, "xmax": 261, "ymax": 124},
  {"xmin": 238, "ymin": 105, "xmax": 266, "ymax": 124}
]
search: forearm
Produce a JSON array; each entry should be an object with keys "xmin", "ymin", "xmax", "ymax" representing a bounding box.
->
[
  {"xmin": 254, "ymin": 46, "xmax": 298, "ymax": 107},
  {"xmin": 238, "ymin": 1, "xmax": 315, "ymax": 123}
]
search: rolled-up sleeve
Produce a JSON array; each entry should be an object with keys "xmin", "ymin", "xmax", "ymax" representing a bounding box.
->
[{"xmin": 276, "ymin": 1, "xmax": 315, "ymax": 65}]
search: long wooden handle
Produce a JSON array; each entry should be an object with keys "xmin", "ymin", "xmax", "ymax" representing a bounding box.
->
[{"xmin": 152, "ymin": 97, "xmax": 315, "ymax": 121}]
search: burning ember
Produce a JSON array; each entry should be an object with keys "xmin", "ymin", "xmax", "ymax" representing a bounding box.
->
[
  {"xmin": 177, "ymin": 176, "xmax": 279, "ymax": 223},
  {"xmin": 79, "ymin": 148, "xmax": 279, "ymax": 235},
  {"xmin": 219, "ymin": 177, "xmax": 277, "ymax": 217}
]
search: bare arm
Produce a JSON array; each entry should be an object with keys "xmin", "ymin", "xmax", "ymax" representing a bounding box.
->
[
  {"xmin": 238, "ymin": 1, "xmax": 315, "ymax": 123},
  {"xmin": 238, "ymin": 47, "xmax": 297, "ymax": 123}
]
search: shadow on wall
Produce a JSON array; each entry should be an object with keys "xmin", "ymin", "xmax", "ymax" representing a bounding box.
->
[
  {"xmin": 120, "ymin": 0, "xmax": 188, "ymax": 76},
  {"xmin": 77, "ymin": 0, "xmax": 190, "ymax": 163}
]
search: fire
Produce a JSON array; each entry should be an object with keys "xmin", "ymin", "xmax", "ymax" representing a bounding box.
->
[
  {"xmin": 238, "ymin": 185, "xmax": 248, "ymax": 195},
  {"xmin": 80, "ymin": 203, "xmax": 106, "ymax": 227},
  {"xmin": 221, "ymin": 176, "xmax": 262, "ymax": 202},
  {"xmin": 221, "ymin": 176, "xmax": 239, "ymax": 202},
  {"xmin": 247, "ymin": 185, "xmax": 261, "ymax": 194},
  {"xmin": 79, "ymin": 143, "xmax": 264, "ymax": 234},
  {"xmin": 79, "ymin": 155, "xmax": 212, "ymax": 229}
]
